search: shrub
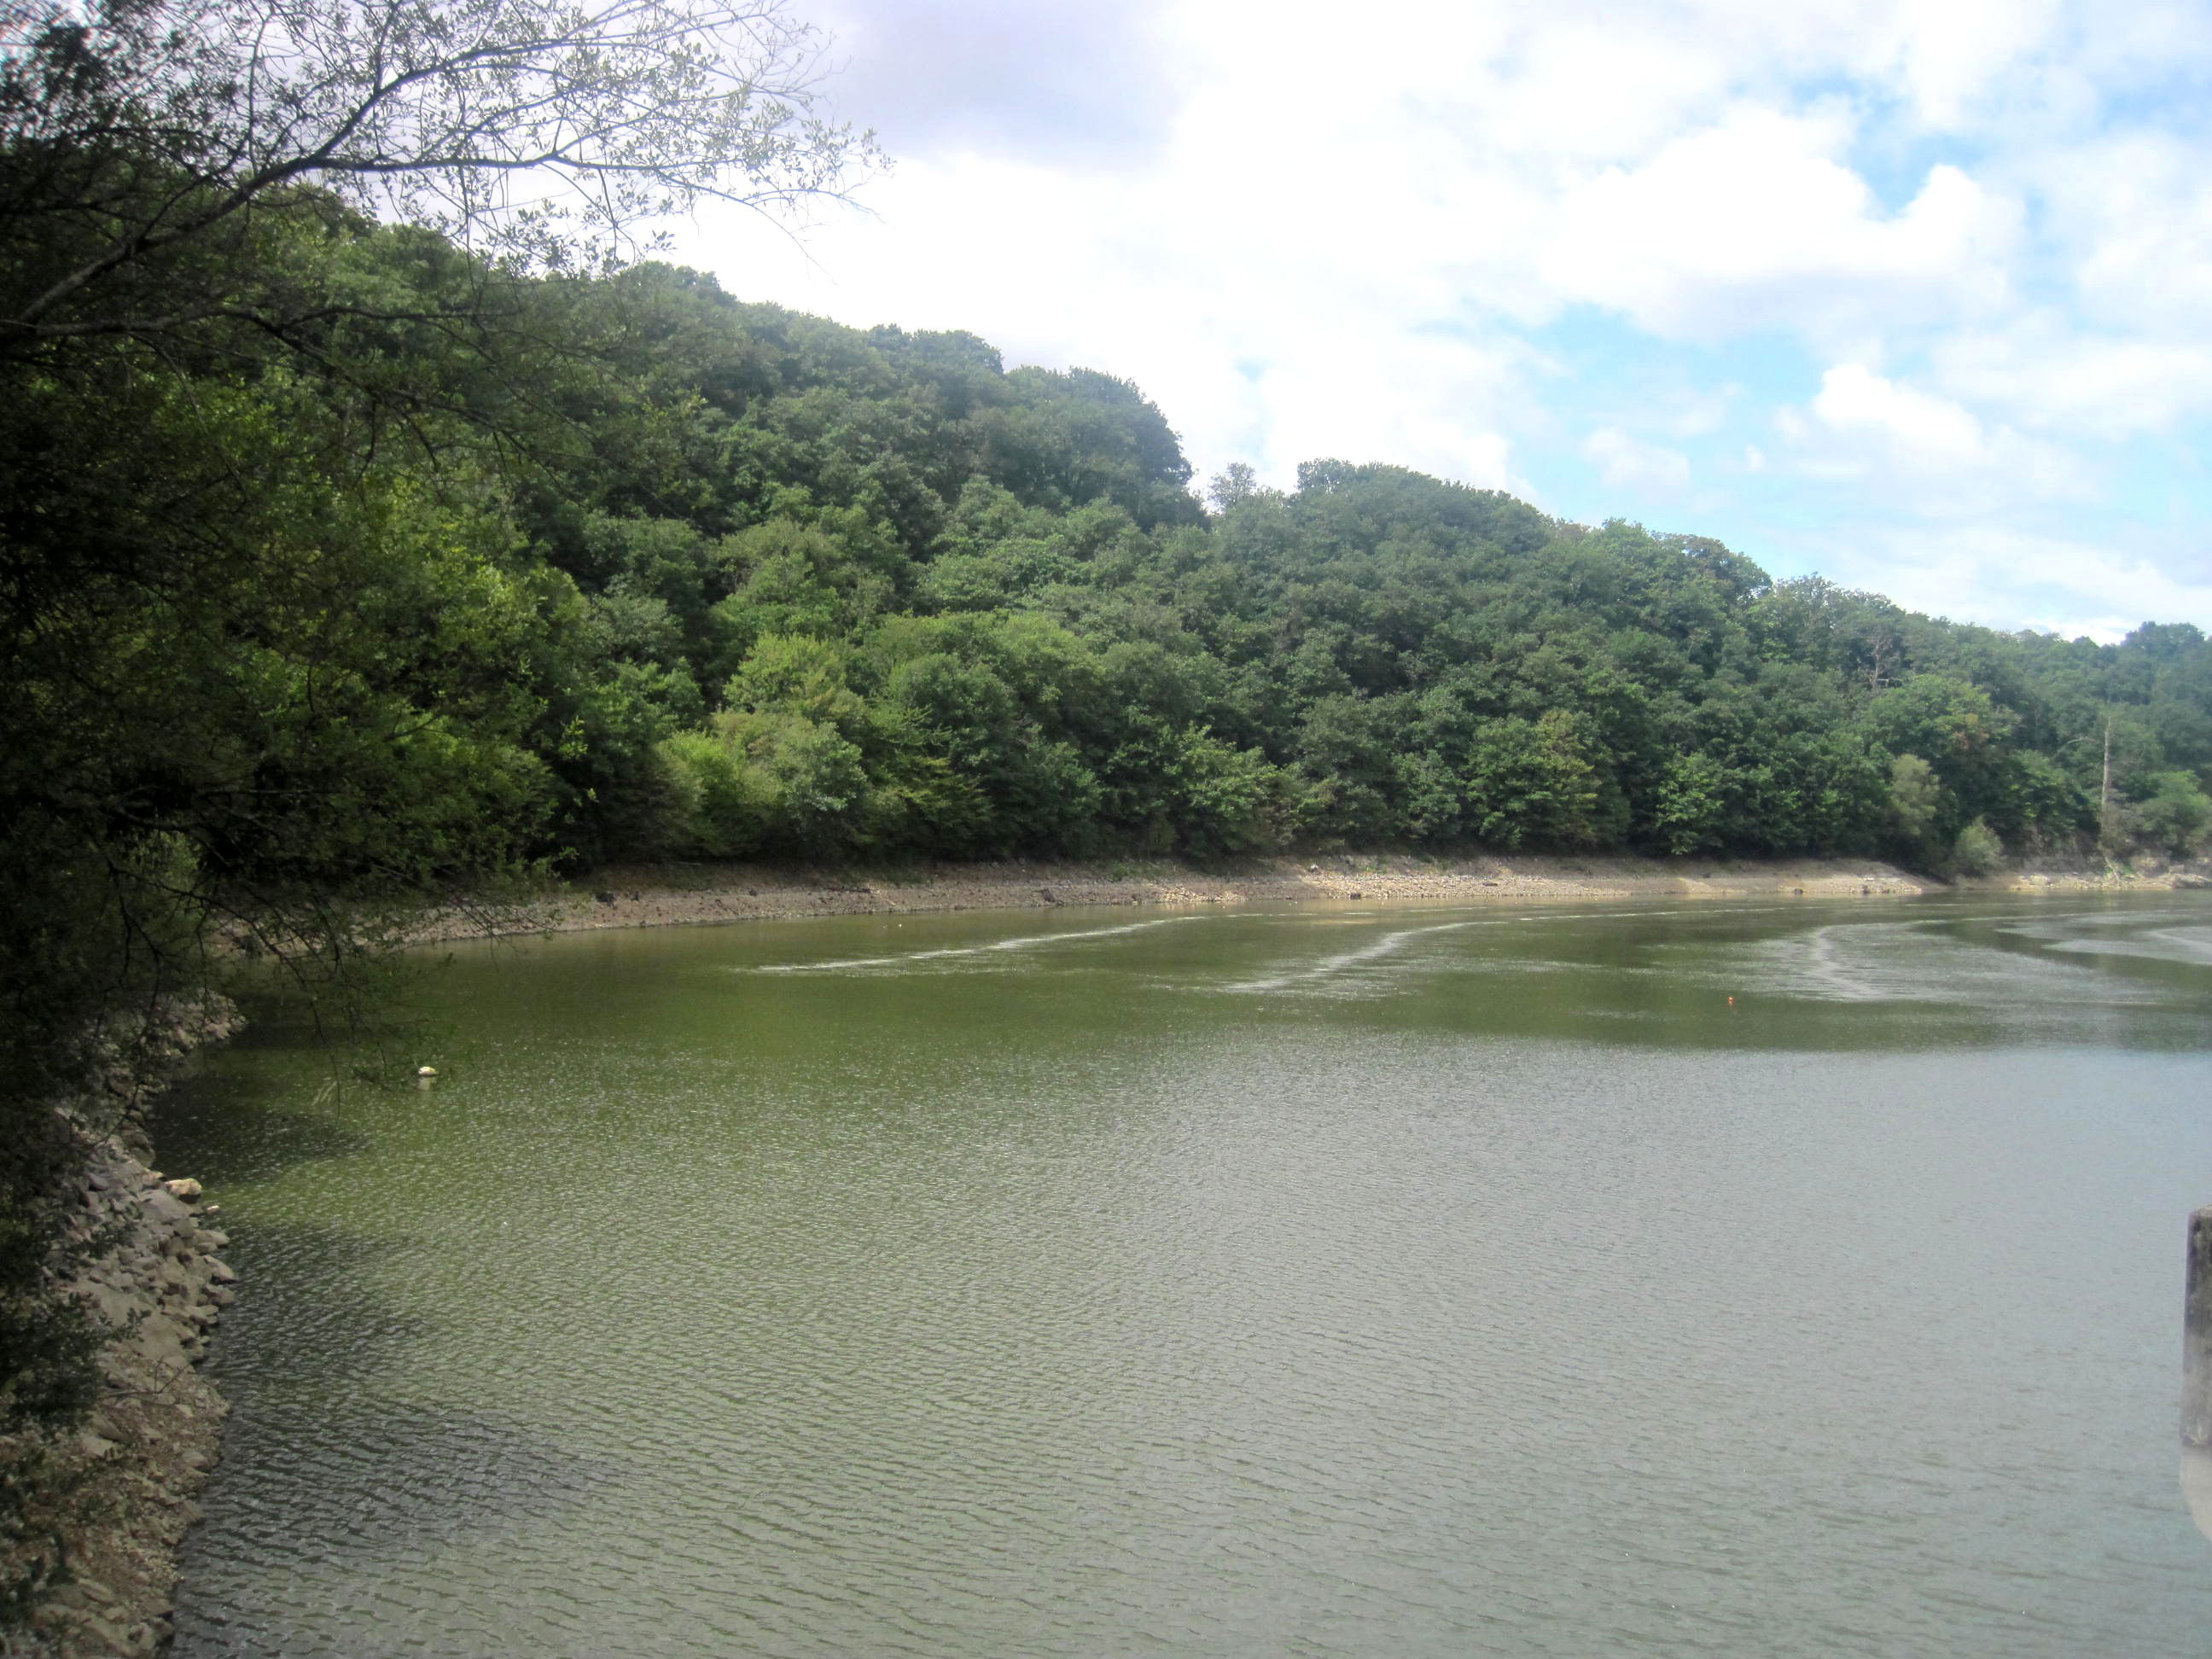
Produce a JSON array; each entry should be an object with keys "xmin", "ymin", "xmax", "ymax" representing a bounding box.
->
[{"xmin": 1952, "ymin": 817, "xmax": 2005, "ymax": 876}]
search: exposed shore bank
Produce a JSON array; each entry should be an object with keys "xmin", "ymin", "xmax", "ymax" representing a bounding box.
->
[
  {"xmin": 410, "ymin": 850, "xmax": 2207, "ymax": 944},
  {"xmin": 2, "ymin": 1004, "xmax": 242, "ymax": 1659}
]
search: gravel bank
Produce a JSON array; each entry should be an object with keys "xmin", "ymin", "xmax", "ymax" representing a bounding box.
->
[
  {"xmin": 413, "ymin": 852, "xmax": 1943, "ymax": 941},
  {"xmin": 403, "ymin": 851, "xmax": 2212, "ymax": 945},
  {"xmin": 1, "ymin": 1003, "xmax": 242, "ymax": 1659}
]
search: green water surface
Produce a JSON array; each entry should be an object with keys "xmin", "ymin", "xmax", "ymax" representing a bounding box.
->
[{"xmin": 160, "ymin": 893, "xmax": 2212, "ymax": 1655}]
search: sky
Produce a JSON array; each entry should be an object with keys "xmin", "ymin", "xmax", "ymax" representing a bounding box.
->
[{"xmin": 678, "ymin": 0, "xmax": 2212, "ymax": 641}]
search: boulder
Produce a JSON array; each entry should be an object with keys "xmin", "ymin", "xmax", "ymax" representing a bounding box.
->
[
  {"xmin": 142, "ymin": 1188, "xmax": 191, "ymax": 1228},
  {"xmin": 163, "ymin": 1177, "xmax": 202, "ymax": 1201}
]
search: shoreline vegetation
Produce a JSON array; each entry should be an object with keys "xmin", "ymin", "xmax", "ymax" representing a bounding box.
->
[{"xmin": 415, "ymin": 851, "xmax": 2211, "ymax": 944}]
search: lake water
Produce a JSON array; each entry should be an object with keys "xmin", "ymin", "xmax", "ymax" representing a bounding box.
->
[{"xmin": 159, "ymin": 893, "xmax": 2212, "ymax": 1656}]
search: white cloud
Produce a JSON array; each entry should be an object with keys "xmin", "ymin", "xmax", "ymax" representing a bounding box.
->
[
  {"xmin": 1878, "ymin": 0, "xmax": 2064, "ymax": 129},
  {"xmin": 1583, "ymin": 428, "xmax": 1691, "ymax": 497},
  {"xmin": 2034, "ymin": 131, "xmax": 2212, "ymax": 333},
  {"xmin": 1778, "ymin": 364, "xmax": 2090, "ymax": 509},
  {"xmin": 1813, "ymin": 364, "xmax": 1984, "ymax": 461},
  {"xmin": 1528, "ymin": 114, "xmax": 2021, "ymax": 341},
  {"xmin": 811, "ymin": 0, "xmax": 1182, "ymax": 162},
  {"xmin": 1814, "ymin": 523, "xmax": 2212, "ymax": 636},
  {"xmin": 1934, "ymin": 322, "xmax": 2212, "ymax": 438}
]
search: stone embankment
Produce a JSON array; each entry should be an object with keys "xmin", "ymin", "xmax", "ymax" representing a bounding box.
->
[
  {"xmin": 410, "ymin": 852, "xmax": 1946, "ymax": 940},
  {"xmin": 401, "ymin": 850, "xmax": 2212, "ymax": 944},
  {"xmin": 2, "ymin": 1003, "xmax": 242, "ymax": 1659}
]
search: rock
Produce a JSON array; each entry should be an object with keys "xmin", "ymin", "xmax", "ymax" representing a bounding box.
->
[
  {"xmin": 2175, "ymin": 872, "xmax": 2210, "ymax": 890},
  {"xmin": 163, "ymin": 1176, "xmax": 202, "ymax": 1201},
  {"xmin": 207, "ymin": 1257, "xmax": 238, "ymax": 1284},
  {"xmin": 143, "ymin": 1188, "xmax": 190, "ymax": 1228},
  {"xmin": 137, "ymin": 1311, "xmax": 184, "ymax": 1347},
  {"xmin": 199, "ymin": 1227, "xmax": 230, "ymax": 1249}
]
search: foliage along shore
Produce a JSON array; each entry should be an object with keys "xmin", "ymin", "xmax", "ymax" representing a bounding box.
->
[{"xmin": 410, "ymin": 851, "xmax": 2210, "ymax": 943}]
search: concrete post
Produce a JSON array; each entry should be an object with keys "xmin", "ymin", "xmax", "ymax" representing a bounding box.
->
[
  {"xmin": 2184, "ymin": 1209, "xmax": 2212, "ymax": 1544},
  {"xmin": 2176, "ymin": 1212, "xmax": 2212, "ymax": 1451},
  {"xmin": 2188, "ymin": 1208, "xmax": 2212, "ymax": 1448}
]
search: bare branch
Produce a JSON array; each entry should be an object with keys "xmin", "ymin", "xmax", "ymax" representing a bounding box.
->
[{"xmin": 0, "ymin": 0, "xmax": 885, "ymax": 341}]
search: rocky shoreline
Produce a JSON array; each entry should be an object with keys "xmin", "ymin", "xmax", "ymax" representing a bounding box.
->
[
  {"xmin": 410, "ymin": 849, "xmax": 2209, "ymax": 943},
  {"xmin": 1, "ymin": 1004, "xmax": 242, "ymax": 1659}
]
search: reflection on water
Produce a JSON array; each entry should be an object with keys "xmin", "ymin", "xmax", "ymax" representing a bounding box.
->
[{"xmin": 161, "ymin": 894, "xmax": 2212, "ymax": 1656}]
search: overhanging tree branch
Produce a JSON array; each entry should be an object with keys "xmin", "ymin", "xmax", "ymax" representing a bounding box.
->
[{"xmin": 0, "ymin": 0, "xmax": 883, "ymax": 346}]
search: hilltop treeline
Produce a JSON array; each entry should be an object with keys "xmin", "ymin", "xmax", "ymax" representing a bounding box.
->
[
  {"xmin": 532, "ymin": 271, "xmax": 2212, "ymax": 871},
  {"xmin": 28, "ymin": 239, "xmax": 2192, "ymax": 891}
]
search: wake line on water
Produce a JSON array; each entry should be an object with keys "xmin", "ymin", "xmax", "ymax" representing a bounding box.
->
[
  {"xmin": 745, "ymin": 915, "xmax": 1204, "ymax": 975},
  {"xmin": 1754, "ymin": 914, "xmax": 2196, "ymax": 1004},
  {"xmin": 1221, "ymin": 905, "xmax": 1784, "ymax": 994},
  {"xmin": 2040, "ymin": 926, "xmax": 2212, "ymax": 968}
]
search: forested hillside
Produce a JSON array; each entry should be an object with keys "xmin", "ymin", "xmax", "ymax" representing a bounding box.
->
[{"xmin": 509, "ymin": 264, "xmax": 2212, "ymax": 877}]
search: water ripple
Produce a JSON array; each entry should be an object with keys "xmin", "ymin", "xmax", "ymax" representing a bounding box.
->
[{"xmin": 163, "ymin": 896, "xmax": 2212, "ymax": 1656}]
